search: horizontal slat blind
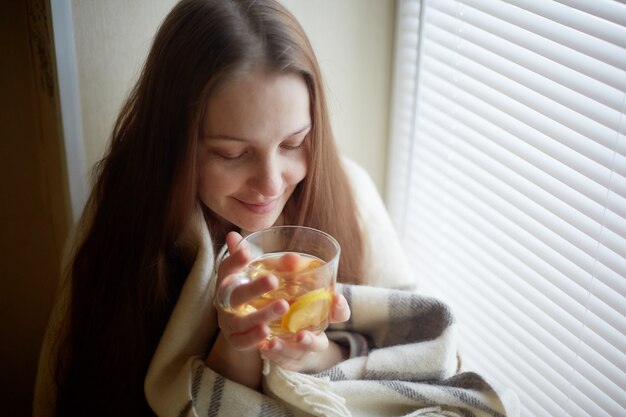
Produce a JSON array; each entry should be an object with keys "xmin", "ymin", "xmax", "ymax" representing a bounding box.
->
[{"xmin": 386, "ymin": 1, "xmax": 626, "ymax": 416}]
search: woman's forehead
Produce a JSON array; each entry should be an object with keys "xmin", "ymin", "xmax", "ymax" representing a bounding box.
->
[{"xmin": 203, "ymin": 70, "xmax": 311, "ymax": 143}]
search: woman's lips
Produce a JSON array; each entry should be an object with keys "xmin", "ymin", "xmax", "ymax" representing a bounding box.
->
[{"xmin": 235, "ymin": 198, "xmax": 279, "ymax": 214}]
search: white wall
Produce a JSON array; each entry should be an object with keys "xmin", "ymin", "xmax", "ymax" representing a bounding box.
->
[{"xmin": 71, "ymin": 0, "xmax": 395, "ymax": 192}]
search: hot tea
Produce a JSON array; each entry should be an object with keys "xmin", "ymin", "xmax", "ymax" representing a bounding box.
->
[{"xmin": 238, "ymin": 252, "xmax": 334, "ymax": 338}]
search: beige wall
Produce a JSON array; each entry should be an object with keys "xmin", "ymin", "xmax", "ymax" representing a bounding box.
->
[
  {"xmin": 71, "ymin": 0, "xmax": 178, "ymax": 177},
  {"xmin": 0, "ymin": 1, "xmax": 71, "ymax": 414},
  {"xmin": 72, "ymin": 0, "xmax": 395, "ymax": 193}
]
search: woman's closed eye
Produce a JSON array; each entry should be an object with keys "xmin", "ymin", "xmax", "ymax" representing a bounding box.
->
[
  {"xmin": 281, "ymin": 141, "xmax": 304, "ymax": 151},
  {"xmin": 214, "ymin": 149, "xmax": 248, "ymax": 160},
  {"xmin": 209, "ymin": 146, "xmax": 249, "ymax": 161},
  {"xmin": 280, "ymin": 135, "xmax": 307, "ymax": 151}
]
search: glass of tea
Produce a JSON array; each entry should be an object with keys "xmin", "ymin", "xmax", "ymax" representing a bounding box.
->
[{"xmin": 217, "ymin": 226, "xmax": 340, "ymax": 340}]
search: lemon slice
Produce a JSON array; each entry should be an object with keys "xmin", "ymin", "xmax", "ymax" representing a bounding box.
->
[{"xmin": 281, "ymin": 288, "xmax": 333, "ymax": 333}]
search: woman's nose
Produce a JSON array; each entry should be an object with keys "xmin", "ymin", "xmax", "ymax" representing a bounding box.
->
[{"xmin": 249, "ymin": 157, "xmax": 282, "ymax": 196}]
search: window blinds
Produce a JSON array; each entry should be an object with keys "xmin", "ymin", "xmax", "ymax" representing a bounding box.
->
[{"xmin": 386, "ymin": 1, "xmax": 626, "ymax": 416}]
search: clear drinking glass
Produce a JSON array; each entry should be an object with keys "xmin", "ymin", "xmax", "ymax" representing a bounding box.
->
[{"xmin": 218, "ymin": 226, "xmax": 340, "ymax": 340}]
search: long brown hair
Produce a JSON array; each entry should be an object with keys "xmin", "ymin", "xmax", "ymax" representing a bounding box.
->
[{"xmin": 55, "ymin": 1, "xmax": 364, "ymax": 415}]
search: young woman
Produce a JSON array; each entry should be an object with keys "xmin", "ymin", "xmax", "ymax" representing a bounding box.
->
[{"xmin": 34, "ymin": 1, "xmax": 413, "ymax": 416}]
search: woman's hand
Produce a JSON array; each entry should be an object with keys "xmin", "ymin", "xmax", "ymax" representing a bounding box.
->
[
  {"xmin": 258, "ymin": 292, "xmax": 351, "ymax": 373},
  {"xmin": 215, "ymin": 232, "xmax": 290, "ymax": 350},
  {"xmin": 206, "ymin": 231, "xmax": 290, "ymax": 389},
  {"xmin": 210, "ymin": 234, "xmax": 351, "ymax": 378}
]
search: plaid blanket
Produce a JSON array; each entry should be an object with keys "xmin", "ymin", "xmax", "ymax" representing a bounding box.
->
[
  {"xmin": 262, "ymin": 284, "xmax": 519, "ymax": 417},
  {"xmin": 148, "ymin": 276, "xmax": 518, "ymax": 417}
]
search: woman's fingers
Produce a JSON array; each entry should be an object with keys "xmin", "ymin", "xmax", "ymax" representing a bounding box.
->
[
  {"xmin": 330, "ymin": 293, "xmax": 350, "ymax": 323},
  {"xmin": 259, "ymin": 331, "xmax": 330, "ymax": 371},
  {"xmin": 225, "ymin": 299, "xmax": 289, "ymax": 335},
  {"xmin": 276, "ymin": 252, "xmax": 301, "ymax": 272},
  {"xmin": 220, "ymin": 299, "xmax": 289, "ymax": 350},
  {"xmin": 227, "ymin": 324, "xmax": 271, "ymax": 350},
  {"xmin": 294, "ymin": 330, "xmax": 329, "ymax": 352},
  {"xmin": 217, "ymin": 238, "xmax": 250, "ymax": 281},
  {"xmin": 226, "ymin": 231, "xmax": 243, "ymax": 254},
  {"xmin": 217, "ymin": 274, "xmax": 287, "ymax": 347},
  {"xmin": 261, "ymin": 331, "xmax": 329, "ymax": 356},
  {"xmin": 228, "ymin": 274, "xmax": 278, "ymax": 308},
  {"xmin": 216, "ymin": 232, "xmax": 294, "ymax": 351}
]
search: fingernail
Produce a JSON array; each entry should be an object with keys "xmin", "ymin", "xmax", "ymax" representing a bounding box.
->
[
  {"xmin": 267, "ymin": 274, "xmax": 278, "ymax": 288},
  {"xmin": 273, "ymin": 300, "xmax": 287, "ymax": 314},
  {"xmin": 300, "ymin": 333, "xmax": 312, "ymax": 345},
  {"xmin": 339, "ymin": 294, "xmax": 347, "ymax": 306}
]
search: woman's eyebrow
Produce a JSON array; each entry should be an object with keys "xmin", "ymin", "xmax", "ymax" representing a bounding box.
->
[
  {"xmin": 205, "ymin": 124, "xmax": 311, "ymax": 142},
  {"xmin": 288, "ymin": 124, "xmax": 311, "ymax": 138}
]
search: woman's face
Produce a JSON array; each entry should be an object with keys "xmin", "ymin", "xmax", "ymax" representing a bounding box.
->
[{"xmin": 198, "ymin": 70, "xmax": 311, "ymax": 233}]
